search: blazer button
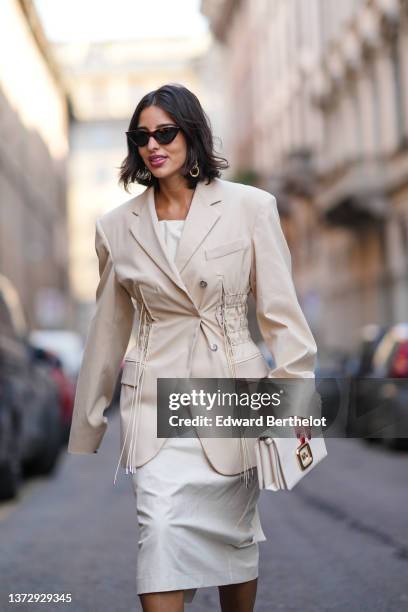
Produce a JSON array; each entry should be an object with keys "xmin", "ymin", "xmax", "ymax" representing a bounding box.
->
[
  {"xmin": 210, "ymin": 343, "xmax": 218, "ymax": 351},
  {"xmin": 199, "ymin": 280, "xmax": 208, "ymax": 288}
]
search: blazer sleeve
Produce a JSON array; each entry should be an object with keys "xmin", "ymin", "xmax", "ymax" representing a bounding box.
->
[
  {"xmin": 250, "ymin": 195, "xmax": 318, "ymax": 418},
  {"xmin": 67, "ymin": 218, "xmax": 135, "ymax": 455}
]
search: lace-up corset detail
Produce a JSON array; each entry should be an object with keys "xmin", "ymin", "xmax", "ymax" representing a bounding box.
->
[{"xmin": 216, "ymin": 292, "xmax": 251, "ymax": 347}]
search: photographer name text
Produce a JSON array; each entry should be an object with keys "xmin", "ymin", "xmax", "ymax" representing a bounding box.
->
[{"xmin": 167, "ymin": 415, "xmax": 326, "ymax": 428}]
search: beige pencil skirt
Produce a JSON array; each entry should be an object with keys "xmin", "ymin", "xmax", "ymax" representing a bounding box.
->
[{"xmin": 131, "ymin": 430, "xmax": 266, "ymax": 604}]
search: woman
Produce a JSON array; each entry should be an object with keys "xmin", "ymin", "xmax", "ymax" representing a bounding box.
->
[{"xmin": 68, "ymin": 83, "xmax": 316, "ymax": 612}]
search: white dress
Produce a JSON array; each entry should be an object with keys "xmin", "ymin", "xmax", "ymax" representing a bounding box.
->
[{"xmin": 131, "ymin": 219, "xmax": 266, "ymax": 604}]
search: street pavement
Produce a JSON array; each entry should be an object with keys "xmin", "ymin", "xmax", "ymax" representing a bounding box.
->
[{"xmin": 0, "ymin": 408, "xmax": 407, "ymax": 612}]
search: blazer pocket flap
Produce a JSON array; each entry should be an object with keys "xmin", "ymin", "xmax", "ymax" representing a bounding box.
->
[
  {"xmin": 205, "ymin": 239, "xmax": 249, "ymax": 260},
  {"xmin": 121, "ymin": 360, "xmax": 139, "ymax": 387}
]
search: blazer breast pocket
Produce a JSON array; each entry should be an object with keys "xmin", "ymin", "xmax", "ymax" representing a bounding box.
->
[{"xmin": 205, "ymin": 238, "xmax": 250, "ymax": 260}]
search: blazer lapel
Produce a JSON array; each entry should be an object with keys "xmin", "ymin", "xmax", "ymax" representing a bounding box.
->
[
  {"xmin": 174, "ymin": 178, "xmax": 222, "ymax": 273},
  {"xmin": 129, "ymin": 178, "xmax": 223, "ymax": 302}
]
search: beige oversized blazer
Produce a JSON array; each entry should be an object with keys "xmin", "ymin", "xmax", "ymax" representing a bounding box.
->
[{"xmin": 67, "ymin": 177, "xmax": 317, "ymax": 484}]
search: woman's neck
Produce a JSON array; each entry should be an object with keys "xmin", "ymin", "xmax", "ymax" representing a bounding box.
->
[{"xmin": 154, "ymin": 177, "xmax": 195, "ymax": 221}]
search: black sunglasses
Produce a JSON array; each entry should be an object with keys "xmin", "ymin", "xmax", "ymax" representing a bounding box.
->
[{"xmin": 126, "ymin": 125, "xmax": 181, "ymax": 148}]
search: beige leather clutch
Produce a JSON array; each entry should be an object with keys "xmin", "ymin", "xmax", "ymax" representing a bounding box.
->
[{"xmin": 255, "ymin": 435, "xmax": 328, "ymax": 491}]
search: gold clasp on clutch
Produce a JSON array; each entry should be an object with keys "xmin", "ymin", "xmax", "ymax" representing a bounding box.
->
[{"xmin": 296, "ymin": 440, "xmax": 313, "ymax": 471}]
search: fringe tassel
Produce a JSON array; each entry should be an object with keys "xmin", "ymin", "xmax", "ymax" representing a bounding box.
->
[
  {"xmin": 113, "ymin": 302, "xmax": 151, "ymax": 485},
  {"xmin": 219, "ymin": 285, "xmax": 254, "ymax": 488},
  {"xmin": 239, "ymin": 432, "xmax": 256, "ymax": 488}
]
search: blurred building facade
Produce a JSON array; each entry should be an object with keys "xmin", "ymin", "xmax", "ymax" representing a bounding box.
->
[
  {"xmin": 202, "ymin": 0, "xmax": 408, "ymax": 352},
  {"xmin": 0, "ymin": 0, "xmax": 71, "ymax": 330},
  {"xmin": 52, "ymin": 33, "xmax": 228, "ymax": 336}
]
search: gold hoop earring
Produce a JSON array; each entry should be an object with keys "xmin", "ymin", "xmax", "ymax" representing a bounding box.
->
[{"xmin": 189, "ymin": 161, "xmax": 199, "ymax": 178}]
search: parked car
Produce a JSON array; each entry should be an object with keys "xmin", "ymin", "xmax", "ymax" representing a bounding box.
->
[
  {"xmin": 349, "ymin": 323, "xmax": 408, "ymax": 449},
  {"xmin": 29, "ymin": 329, "xmax": 84, "ymax": 382},
  {"xmin": 19, "ymin": 352, "xmax": 62, "ymax": 476},
  {"xmin": 0, "ymin": 276, "xmax": 28, "ymax": 499},
  {"xmin": 367, "ymin": 323, "xmax": 408, "ymax": 449},
  {"xmin": 0, "ymin": 371, "xmax": 22, "ymax": 500},
  {"xmin": 343, "ymin": 324, "xmax": 389, "ymax": 378},
  {"xmin": 342, "ymin": 324, "xmax": 388, "ymax": 442},
  {"xmin": 0, "ymin": 275, "xmax": 63, "ymax": 500},
  {"xmin": 30, "ymin": 347, "xmax": 75, "ymax": 445}
]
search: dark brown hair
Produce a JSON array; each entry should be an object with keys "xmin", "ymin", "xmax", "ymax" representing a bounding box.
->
[{"xmin": 118, "ymin": 83, "xmax": 229, "ymax": 193}]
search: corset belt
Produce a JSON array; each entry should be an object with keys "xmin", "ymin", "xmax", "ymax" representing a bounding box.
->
[
  {"xmin": 219, "ymin": 284, "xmax": 255, "ymax": 489},
  {"xmin": 113, "ymin": 290, "xmax": 255, "ymax": 488}
]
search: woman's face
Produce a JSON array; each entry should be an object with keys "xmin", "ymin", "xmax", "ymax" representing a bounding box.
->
[{"xmin": 136, "ymin": 105, "xmax": 188, "ymax": 181}]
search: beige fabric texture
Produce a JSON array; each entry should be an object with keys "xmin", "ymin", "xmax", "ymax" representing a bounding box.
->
[{"xmin": 67, "ymin": 177, "xmax": 317, "ymax": 481}]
